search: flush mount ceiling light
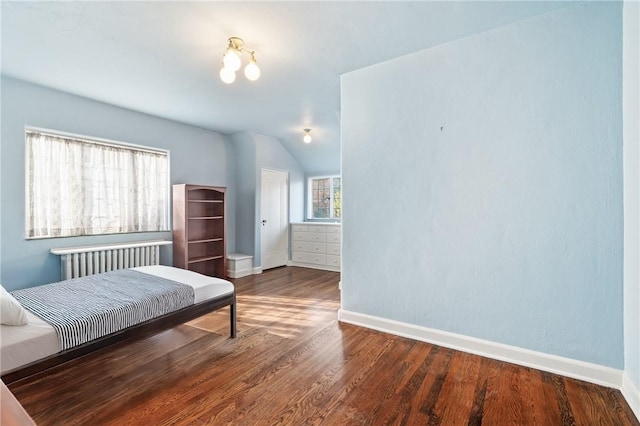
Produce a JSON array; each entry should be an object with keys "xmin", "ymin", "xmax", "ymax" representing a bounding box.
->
[
  {"xmin": 303, "ymin": 129, "xmax": 312, "ymax": 144},
  {"xmin": 219, "ymin": 37, "xmax": 261, "ymax": 84}
]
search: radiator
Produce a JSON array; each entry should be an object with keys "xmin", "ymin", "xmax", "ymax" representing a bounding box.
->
[{"xmin": 50, "ymin": 240, "xmax": 173, "ymax": 280}]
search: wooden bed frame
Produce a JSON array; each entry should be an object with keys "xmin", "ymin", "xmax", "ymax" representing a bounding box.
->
[{"xmin": 1, "ymin": 292, "xmax": 236, "ymax": 384}]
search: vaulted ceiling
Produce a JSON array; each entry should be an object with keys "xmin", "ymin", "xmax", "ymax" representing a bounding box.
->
[{"xmin": 1, "ymin": 1, "xmax": 569, "ymax": 174}]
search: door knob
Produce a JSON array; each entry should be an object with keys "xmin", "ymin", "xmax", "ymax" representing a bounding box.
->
[{"xmin": 261, "ymin": 219, "xmax": 267, "ymax": 226}]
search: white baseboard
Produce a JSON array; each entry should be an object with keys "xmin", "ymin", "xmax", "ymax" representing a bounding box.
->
[
  {"xmin": 226, "ymin": 268, "xmax": 253, "ymax": 278},
  {"xmin": 288, "ymin": 261, "xmax": 340, "ymax": 272},
  {"xmin": 622, "ymin": 372, "xmax": 640, "ymax": 420},
  {"xmin": 338, "ymin": 309, "xmax": 623, "ymax": 390},
  {"xmin": 227, "ymin": 267, "xmax": 262, "ymax": 277}
]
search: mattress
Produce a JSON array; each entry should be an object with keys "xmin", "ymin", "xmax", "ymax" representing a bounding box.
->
[
  {"xmin": 133, "ymin": 265, "xmax": 233, "ymax": 303},
  {"xmin": 0, "ymin": 266, "xmax": 234, "ymax": 374}
]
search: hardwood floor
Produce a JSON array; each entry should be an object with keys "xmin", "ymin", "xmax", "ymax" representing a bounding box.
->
[{"xmin": 8, "ymin": 266, "xmax": 638, "ymax": 425}]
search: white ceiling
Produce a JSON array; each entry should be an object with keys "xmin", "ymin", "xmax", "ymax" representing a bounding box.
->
[{"xmin": 1, "ymin": 1, "xmax": 569, "ymax": 174}]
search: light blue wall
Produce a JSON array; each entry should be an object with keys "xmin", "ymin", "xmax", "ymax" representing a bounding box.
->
[
  {"xmin": 341, "ymin": 3, "xmax": 624, "ymax": 368},
  {"xmin": 231, "ymin": 132, "xmax": 257, "ymax": 258},
  {"xmin": 623, "ymin": 0, "xmax": 640, "ymax": 396},
  {"xmin": 1, "ymin": 77, "xmax": 236, "ymax": 290},
  {"xmin": 0, "ymin": 79, "xmax": 3, "ymax": 281},
  {"xmin": 254, "ymin": 132, "xmax": 305, "ymax": 225},
  {"xmin": 231, "ymin": 131, "xmax": 305, "ymax": 267}
]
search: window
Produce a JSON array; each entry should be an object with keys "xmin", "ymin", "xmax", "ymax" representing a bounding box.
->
[
  {"xmin": 308, "ymin": 176, "xmax": 341, "ymax": 220},
  {"xmin": 25, "ymin": 129, "xmax": 169, "ymax": 239}
]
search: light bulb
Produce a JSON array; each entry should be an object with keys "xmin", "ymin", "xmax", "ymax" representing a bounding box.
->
[
  {"xmin": 223, "ymin": 48, "xmax": 241, "ymax": 72},
  {"xmin": 220, "ymin": 66, "xmax": 236, "ymax": 84},
  {"xmin": 244, "ymin": 59, "xmax": 261, "ymax": 81},
  {"xmin": 303, "ymin": 129, "xmax": 312, "ymax": 143}
]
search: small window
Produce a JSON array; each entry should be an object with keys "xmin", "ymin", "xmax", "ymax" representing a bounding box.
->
[
  {"xmin": 308, "ymin": 176, "xmax": 341, "ymax": 220},
  {"xmin": 25, "ymin": 129, "xmax": 170, "ymax": 239}
]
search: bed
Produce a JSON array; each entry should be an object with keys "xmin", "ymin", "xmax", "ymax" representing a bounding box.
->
[{"xmin": 0, "ymin": 265, "xmax": 236, "ymax": 383}]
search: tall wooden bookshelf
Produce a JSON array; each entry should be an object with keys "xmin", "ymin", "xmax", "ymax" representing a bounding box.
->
[{"xmin": 172, "ymin": 184, "xmax": 226, "ymax": 278}]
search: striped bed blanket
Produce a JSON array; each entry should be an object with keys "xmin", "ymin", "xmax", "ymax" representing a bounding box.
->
[{"xmin": 12, "ymin": 269, "xmax": 195, "ymax": 351}]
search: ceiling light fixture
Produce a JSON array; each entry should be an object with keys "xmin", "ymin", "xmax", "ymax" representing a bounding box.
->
[
  {"xmin": 220, "ymin": 37, "xmax": 260, "ymax": 84},
  {"xmin": 303, "ymin": 129, "xmax": 312, "ymax": 144}
]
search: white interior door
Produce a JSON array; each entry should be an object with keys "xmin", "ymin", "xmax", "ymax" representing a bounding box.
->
[{"xmin": 260, "ymin": 169, "xmax": 289, "ymax": 270}]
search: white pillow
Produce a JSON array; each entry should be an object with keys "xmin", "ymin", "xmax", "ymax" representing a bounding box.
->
[{"xmin": 0, "ymin": 284, "xmax": 29, "ymax": 326}]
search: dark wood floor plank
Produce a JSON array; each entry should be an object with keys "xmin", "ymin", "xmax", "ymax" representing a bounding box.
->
[
  {"xmin": 499, "ymin": 363, "xmax": 524, "ymax": 425},
  {"xmin": 467, "ymin": 356, "xmax": 492, "ymax": 426},
  {"xmin": 565, "ymin": 376, "xmax": 619, "ymax": 426},
  {"xmin": 403, "ymin": 345, "xmax": 449, "ymax": 424},
  {"xmin": 549, "ymin": 373, "xmax": 579, "ymax": 425},
  {"xmin": 517, "ymin": 365, "xmax": 553, "ymax": 425},
  {"xmin": 345, "ymin": 335, "xmax": 415, "ymax": 424},
  {"xmin": 313, "ymin": 331, "xmax": 402, "ymax": 425},
  {"xmin": 534, "ymin": 368, "xmax": 563, "ymax": 424},
  {"xmin": 599, "ymin": 385, "xmax": 640, "ymax": 425},
  {"xmin": 214, "ymin": 325, "xmax": 345, "ymax": 424},
  {"xmin": 6, "ymin": 266, "xmax": 639, "ymax": 426},
  {"xmin": 473, "ymin": 357, "xmax": 505, "ymax": 425},
  {"xmin": 268, "ymin": 325, "xmax": 381, "ymax": 425},
  {"xmin": 376, "ymin": 339, "xmax": 436, "ymax": 426},
  {"xmin": 432, "ymin": 350, "xmax": 481, "ymax": 425}
]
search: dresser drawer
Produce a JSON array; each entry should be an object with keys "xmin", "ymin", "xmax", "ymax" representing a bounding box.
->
[
  {"xmin": 325, "ymin": 225, "xmax": 341, "ymax": 234},
  {"xmin": 292, "ymin": 232, "xmax": 326, "ymax": 242},
  {"xmin": 292, "ymin": 252, "xmax": 327, "ymax": 265},
  {"xmin": 292, "ymin": 241, "xmax": 325, "ymax": 254},
  {"xmin": 291, "ymin": 224, "xmax": 310, "ymax": 232},
  {"xmin": 326, "ymin": 243, "xmax": 340, "ymax": 256},
  {"xmin": 326, "ymin": 255, "xmax": 341, "ymax": 267},
  {"xmin": 326, "ymin": 233, "xmax": 341, "ymax": 243}
]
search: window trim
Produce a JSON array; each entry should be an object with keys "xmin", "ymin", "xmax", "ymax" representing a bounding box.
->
[
  {"xmin": 25, "ymin": 126, "xmax": 169, "ymax": 156},
  {"xmin": 306, "ymin": 175, "xmax": 341, "ymax": 221},
  {"xmin": 24, "ymin": 126, "xmax": 171, "ymax": 240}
]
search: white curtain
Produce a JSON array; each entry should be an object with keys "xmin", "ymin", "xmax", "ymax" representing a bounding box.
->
[{"xmin": 26, "ymin": 131, "xmax": 169, "ymax": 238}]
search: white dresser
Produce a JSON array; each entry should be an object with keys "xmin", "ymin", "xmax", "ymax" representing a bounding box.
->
[{"xmin": 290, "ymin": 222, "xmax": 341, "ymax": 272}]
